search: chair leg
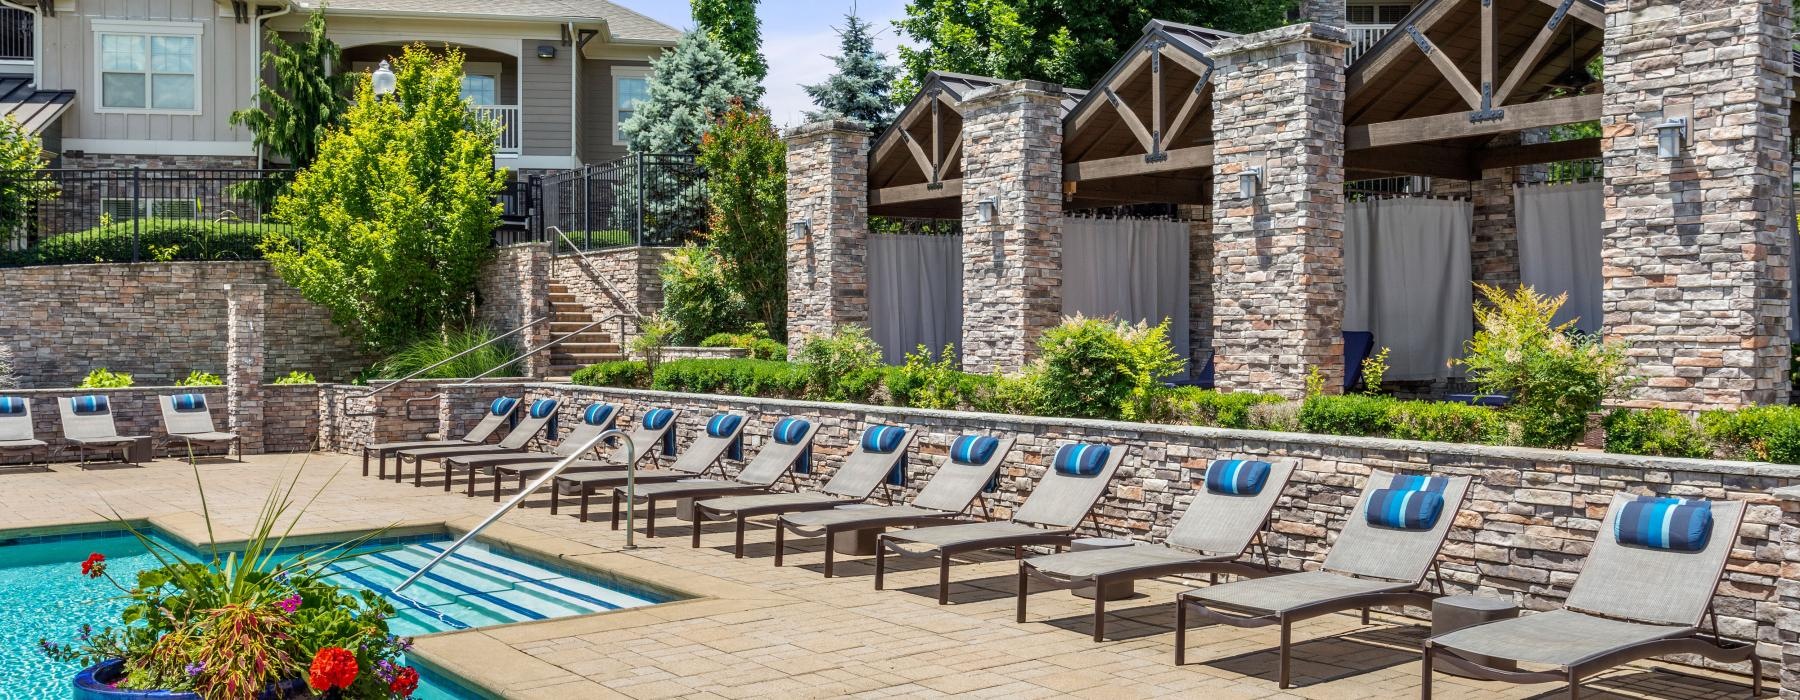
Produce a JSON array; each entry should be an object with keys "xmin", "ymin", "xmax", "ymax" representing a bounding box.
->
[
  {"xmin": 1420, "ymin": 644, "xmax": 1434, "ymax": 700},
  {"xmin": 363, "ymin": 450, "xmax": 371, "ymax": 477},
  {"xmin": 550, "ymin": 486, "xmax": 561, "ymax": 515},
  {"xmin": 1174, "ymin": 595, "xmax": 1187, "ymax": 666},
  {"xmin": 691, "ymin": 511, "xmax": 704, "ymax": 548},
  {"xmin": 1752, "ymin": 655, "xmax": 1763, "ymax": 697},
  {"xmin": 1567, "ymin": 670, "xmax": 1580, "ymax": 699},
  {"xmin": 465, "ymin": 467, "xmax": 476, "ymax": 497},
  {"xmin": 1015, "ymin": 561, "xmax": 1028, "ymax": 623},
  {"xmin": 937, "ymin": 555, "xmax": 950, "ymax": 605},
  {"xmin": 874, "ymin": 540, "xmax": 886, "ymax": 590},
  {"xmin": 733, "ymin": 516, "xmax": 746, "ymax": 558},
  {"xmin": 1279, "ymin": 617, "xmax": 1292, "ymax": 689},
  {"xmin": 610, "ymin": 494, "xmax": 620, "ymax": 530},
  {"xmin": 517, "ymin": 474, "xmax": 527, "ymax": 507},
  {"xmin": 646, "ymin": 498, "xmax": 658, "ymax": 537},
  {"xmin": 773, "ymin": 525, "xmax": 785, "ymax": 567},
  {"xmin": 823, "ymin": 535, "xmax": 835, "ymax": 577},
  {"xmin": 1092, "ymin": 584, "xmax": 1106, "ymax": 642},
  {"xmin": 492, "ymin": 471, "xmax": 502, "ymax": 502}
]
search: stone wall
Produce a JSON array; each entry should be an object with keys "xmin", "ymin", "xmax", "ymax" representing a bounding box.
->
[
  {"xmin": 1774, "ymin": 488, "xmax": 1800, "ymax": 698},
  {"xmin": 0, "ymin": 261, "xmax": 367, "ymax": 388},
  {"xmin": 1600, "ymin": 0, "xmax": 1794, "ymax": 410},
  {"xmin": 262, "ymin": 383, "xmax": 321, "ymax": 454},
  {"xmin": 1177, "ymin": 205, "xmax": 1214, "ymax": 371},
  {"xmin": 477, "ymin": 244, "xmax": 552, "ymax": 377},
  {"xmin": 317, "ymin": 383, "xmax": 441, "ymax": 455},
  {"xmin": 548, "ymin": 246, "xmax": 670, "ymax": 346},
  {"xmin": 785, "ymin": 121, "xmax": 871, "ymax": 351}
]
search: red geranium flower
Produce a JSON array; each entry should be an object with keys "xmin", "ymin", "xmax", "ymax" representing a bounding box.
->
[
  {"xmin": 389, "ymin": 666, "xmax": 419, "ymax": 697},
  {"xmin": 81, "ymin": 553, "xmax": 106, "ymax": 579},
  {"xmin": 307, "ymin": 647, "xmax": 359, "ymax": 691}
]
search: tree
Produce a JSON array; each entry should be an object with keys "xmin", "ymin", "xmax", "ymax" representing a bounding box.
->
[
  {"xmin": 892, "ymin": 0, "xmax": 1293, "ymax": 100},
  {"xmin": 263, "ymin": 44, "xmax": 506, "ymax": 352},
  {"xmin": 622, "ymin": 31, "xmax": 758, "ymax": 154},
  {"xmin": 229, "ymin": 10, "xmax": 352, "ymax": 204},
  {"xmin": 697, "ymin": 100, "xmax": 788, "ymax": 338},
  {"xmin": 803, "ymin": 12, "xmax": 899, "ymax": 132},
  {"xmin": 0, "ymin": 115, "xmax": 54, "ymax": 248},
  {"xmin": 692, "ymin": 0, "xmax": 768, "ymax": 99}
]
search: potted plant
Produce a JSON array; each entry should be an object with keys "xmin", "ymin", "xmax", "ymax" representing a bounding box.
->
[{"xmin": 39, "ymin": 467, "xmax": 421, "ymax": 699}]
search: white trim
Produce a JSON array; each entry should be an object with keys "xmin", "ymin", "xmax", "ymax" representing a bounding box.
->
[
  {"xmin": 91, "ymin": 20, "xmax": 205, "ymax": 116},
  {"xmin": 497, "ymin": 154, "xmax": 580, "ymax": 170},
  {"xmin": 63, "ymin": 139, "xmax": 256, "ymax": 157},
  {"xmin": 88, "ymin": 20, "xmax": 206, "ymax": 34},
  {"xmin": 611, "ymin": 65, "xmax": 651, "ymax": 147}
]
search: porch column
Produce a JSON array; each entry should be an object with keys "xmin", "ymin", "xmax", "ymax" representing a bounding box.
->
[
  {"xmin": 959, "ymin": 80, "xmax": 1065, "ymax": 374},
  {"xmin": 225, "ymin": 283, "xmax": 266, "ymax": 455},
  {"xmin": 1209, "ymin": 24, "xmax": 1351, "ymax": 398},
  {"xmin": 784, "ymin": 120, "xmax": 871, "ymax": 353},
  {"xmin": 1601, "ymin": 0, "xmax": 1793, "ymax": 410}
]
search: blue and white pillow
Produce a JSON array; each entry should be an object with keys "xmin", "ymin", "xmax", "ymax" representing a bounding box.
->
[
  {"xmin": 528, "ymin": 399, "xmax": 559, "ymax": 420},
  {"xmin": 950, "ymin": 435, "xmax": 999, "ymax": 465},
  {"xmin": 641, "ymin": 408, "xmax": 675, "ymax": 430},
  {"xmin": 773, "ymin": 417, "xmax": 813, "ymax": 473},
  {"xmin": 1206, "ymin": 459, "xmax": 1271, "ymax": 496},
  {"xmin": 1614, "ymin": 496, "xmax": 1713, "ymax": 552},
  {"xmin": 860, "ymin": 425, "xmax": 906, "ymax": 453},
  {"xmin": 70, "ymin": 395, "xmax": 109, "ymax": 415},
  {"xmin": 0, "ymin": 397, "xmax": 26, "ymax": 415},
  {"xmin": 1364, "ymin": 475, "xmax": 1450, "ymax": 530},
  {"xmin": 707, "ymin": 414, "xmax": 745, "ymax": 461},
  {"xmin": 1052, "ymin": 443, "xmax": 1110, "ymax": 477},
  {"xmin": 171, "ymin": 394, "xmax": 207, "ymax": 412},
  {"xmin": 581, "ymin": 403, "xmax": 615, "ymax": 426},
  {"xmin": 490, "ymin": 397, "xmax": 520, "ymax": 417}
]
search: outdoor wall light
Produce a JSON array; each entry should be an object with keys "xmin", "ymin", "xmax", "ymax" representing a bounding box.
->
[
  {"xmin": 1654, "ymin": 117, "xmax": 1689, "ymax": 160},
  {"xmin": 976, "ymin": 196, "xmax": 999, "ymax": 225},
  {"xmin": 791, "ymin": 217, "xmax": 812, "ymax": 241},
  {"xmin": 537, "ymin": 45, "xmax": 558, "ymax": 60},
  {"xmin": 371, "ymin": 60, "xmax": 397, "ymax": 98},
  {"xmin": 1238, "ymin": 166, "xmax": 1263, "ymax": 198}
]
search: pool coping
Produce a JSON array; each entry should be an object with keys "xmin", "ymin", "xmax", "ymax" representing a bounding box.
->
[{"xmin": 1, "ymin": 514, "xmax": 778, "ymax": 699}]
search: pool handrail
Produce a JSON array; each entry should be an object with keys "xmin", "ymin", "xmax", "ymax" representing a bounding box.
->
[{"xmin": 394, "ymin": 427, "xmax": 639, "ymax": 592}]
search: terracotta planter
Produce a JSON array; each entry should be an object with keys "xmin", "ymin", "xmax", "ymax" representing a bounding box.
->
[{"xmin": 74, "ymin": 660, "xmax": 309, "ymax": 700}]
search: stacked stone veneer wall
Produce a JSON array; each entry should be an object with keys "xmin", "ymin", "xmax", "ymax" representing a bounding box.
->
[
  {"xmin": 785, "ymin": 121, "xmax": 871, "ymax": 349},
  {"xmin": 0, "ymin": 384, "xmax": 323, "ymax": 463},
  {"xmin": 317, "ymin": 383, "xmax": 441, "ymax": 455},
  {"xmin": 0, "ymin": 262, "xmax": 366, "ymax": 388},
  {"xmin": 477, "ymin": 244, "xmax": 552, "ymax": 377},
  {"xmin": 1775, "ymin": 488, "xmax": 1800, "ymax": 698},
  {"xmin": 1601, "ymin": 0, "xmax": 1794, "ymax": 410},
  {"xmin": 548, "ymin": 246, "xmax": 671, "ymax": 346},
  {"xmin": 362, "ymin": 383, "xmax": 1800, "ymax": 677},
  {"xmin": 262, "ymin": 383, "xmax": 321, "ymax": 453}
]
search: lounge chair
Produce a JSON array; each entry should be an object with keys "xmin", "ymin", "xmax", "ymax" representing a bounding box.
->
[
  {"xmin": 439, "ymin": 402, "xmax": 619, "ymax": 499},
  {"xmin": 1422, "ymin": 493, "xmax": 1758, "ymax": 699},
  {"xmin": 0, "ymin": 396, "xmax": 48, "ymax": 469},
  {"xmin": 57, "ymin": 395, "xmax": 148, "ymax": 466},
  {"xmin": 875, "ymin": 441, "xmax": 1129, "ymax": 605},
  {"xmin": 1018, "ymin": 458, "xmax": 1297, "ymax": 641},
  {"xmin": 610, "ymin": 414, "xmax": 817, "ymax": 537},
  {"xmin": 396, "ymin": 397, "xmax": 561, "ymax": 488},
  {"xmin": 1174, "ymin": 470, "xmax": 1472, "ymax": 689},
  {"xmin": 550, "ymin": 411, "xmax": 746, "ymax": 522},
  {"xmin": 776, "ymin": 434, "xmax": 1017, "ymax": 577},
  {"xmin": 459, "ymin": 406, "xmax": 681, "ymax": 503},
  {"xmin": 362, "ymin": 396, "xmax": 520, "ymax": 479},
  {"xmin": 693, "ymin": 423, "xmax": 919, "ymax": 557},
  {"xmin": 158, "ymin": 394, "xmax": 240, "ymax": 463}
]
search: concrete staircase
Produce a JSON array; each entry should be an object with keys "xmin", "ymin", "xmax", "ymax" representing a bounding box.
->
[{"xmin": 545, "ymin": 283, "xmax": 624, "ymax": 381}]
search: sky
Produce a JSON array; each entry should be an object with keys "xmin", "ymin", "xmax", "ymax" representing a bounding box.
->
[{"xmin": 613, "ymin": 0, "xmax": 913, "ymax": 128}]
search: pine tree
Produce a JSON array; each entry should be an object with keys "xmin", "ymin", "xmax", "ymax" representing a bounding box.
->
[
  {"xmin": 692, "ymin": 0, "xmax": 767, "ymax": 100},
  {"xmin": 802, "ymin": 12, "xmax": 899, "ymax": 133},
  {"xmin": 230, "ymin": 10, "xmax": 352, "ymax": 206},
  {"xmin": 621, "ymin": 31, "xmax": 758, "ymax": 154}
]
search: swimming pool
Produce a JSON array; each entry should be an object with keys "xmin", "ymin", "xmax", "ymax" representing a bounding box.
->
[{"xmin": 1, "ymin": 527, "xmax": 674, "ymax": 699}]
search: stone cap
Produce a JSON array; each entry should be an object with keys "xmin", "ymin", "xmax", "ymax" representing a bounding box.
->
[
  {"xmin": 959, "ymin": 79, "xmax": 1070, "ymax": 107},
  {"xmin": 1774, "ymin": 485, "xmax": 1800, "ymax": 502},
  {"xmin": 1211, "ymin": 22, "xmax": 1350, "ymax": 57},
  {"xmin": 783, "ymin": 119, "xmax": 871, "ymax": 141}
]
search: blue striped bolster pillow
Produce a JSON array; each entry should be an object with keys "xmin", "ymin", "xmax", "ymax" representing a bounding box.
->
[
  {"xmin": 860, "ymin": 425, "xmax": 906, "ymax": 453},
  {"xmin": 490, "ymin": 397, "xmax": 519, "ymax": 416},
  {"xmin": 171, "ymin": 394, "xmax": 207, "ymax": 412},
  {"xmin": 707, "ymin": 414, "xmax": 744, "ymax": 461},
  {"xmin": 71, "ymin": 395, "xmax": 109, "ymax": 415},
  {"xmin": 773, "ymin": 417, "xmax": 813, "ymax": 473},
  {"xmin": 529, "ymin": 399, "xmax": 559, "ymax": 419},
  {"xmin": 1206, "ymin": 459, "xmax": 1271, "ymax": 496},
  {"xmin": 581, "ymin": 404, "xmax": 615, "ymax": 426},
  {"xmin": 0, "ymin": 397, "xmax": 25, "ymax": 415},
  {"xmin": 642, "ymin": 408, "xmax": 675, "ymax": 430},
  {"xmin": 1614, "ymin": 496, "xmax": 1713, "ymax": 552},
  {"xmin": 1365, "ymin": 480, "xmax": 1448, "ymax": 530},
  {"xmin": 1052, "ymin": 443, "xmax": 1110, "ymax": 477},
  {"xmin": 950, "ymin": 435, "xmax": 998, "ymax": 465}
]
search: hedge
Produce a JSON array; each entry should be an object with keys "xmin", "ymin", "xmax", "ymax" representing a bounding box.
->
[{"xmin": 0, "ymin": 218, "xmax": 286, "ymax": 266}]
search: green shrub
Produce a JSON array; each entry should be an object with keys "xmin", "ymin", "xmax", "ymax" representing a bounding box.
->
[
  {"xmin": 1248, "ymin": 401, "xmax": 1303, "ymax": 432},
  {"xmin": 78, "ymin": 367, "xmax": 134, "ymax": 389},
  {"xmin": 887, "ymin": 344, "xmax": 976, "ymax": 410},
  {"xmin": 699, "ymin": 325, "xmax": 786, "ymax": 360},
  {"xmin": 795, "ymin": 325, "xmax": 884, "ymax": 402},
  {"xmin": 1604, "ymin": 408, "xmax": 1711, "ymax": 458},
  {"xmin": 372, "ymin": 326, "xmax": 520, "ymax": 380},
  {"xmin": 555, "ymin": 230, "xmax": 633, "ymax": 251},
  {"xmin": 1453, "ymin": 284, "xmax": 1634, "ymax": 448},
  {"xmin": 1165, "ymin": 387, "xmax": 1282, "ymax": 429},
  {"xmin": 0, "ymin": 219, "xmax": 285, "ymax": 267},
  {"xmin": 1700, "ymin": 405, "xmax": 1800, "ymax": 463},
  {"xmin": 571, "ymin": 360, "xmax": 650, "ymax": 388},
  {"xmin": 651, "ymin": 358, "xmax": 809, "ymax": 398},
  {"xmin": 629, "ymin": 312, "xmax": 677, "ymax": 371},
  {"xmin": 271, "ymin": 371, "xmax": 316, "ymax": 385},
  {"xmin": 1388, "ymin": 401, "xmax": 1503, "ymax": 444},
  {"xmin": 660, "ymin": 245, "xmax": 747, "ymax": 344},
  {"xmin": 1030, "ymin": 315, "xmax": 1185, "ymax": 421},
  {"xmin": 1298, "ymin": 394, "xmax": 1397, "ymax": 437},
  {"xmin": 965, "ymin": 371, "xmax": 1038, "ymax": 415},
  {"xmin": 175, "ymin": 370, "xmax": 223, "ymax": 387}
]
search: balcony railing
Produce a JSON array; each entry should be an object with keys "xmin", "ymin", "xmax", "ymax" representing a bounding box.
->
[
  {"xmin": 473, "ymin": 105, "xmax": 520, "ymax": 155},
  {"xmin": 0, "ymin": 7, "xmax": 31, "ymax": 62},
  {"xmin": 1348, "ymin": 23, "xmax": 1395, "ymax": 63}
]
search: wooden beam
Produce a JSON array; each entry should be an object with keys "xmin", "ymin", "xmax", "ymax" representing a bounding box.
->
[
  {"xmin": 1349, "ymin": 0, "xmax": 1465, "ymax": 94},
  {"xmin": 1347, "ymin": 93, "xmax": 1600, "ymax": 149},
  {"xmin": 1150, "ymin": 48, "xmax": 1164, "ymax": 154},
  {"xmin": 899, "ymin": 130, "xmax": 935, "ymax": 182},
  {"xmin": 1476, "ymin": 137, "xmax": 1601, "ymax": 169},
  {"xmin": 871, "ymin": 99, "xmax": 929, "ymax": 173},
  {"xmin": 1411, "ymin": 27, "xmax": 1484, "ymax": 110},
  {"xmin": 1158, "ymin": 42, "xmax": 1210, "ymax": 79},
  {"xmin": 1163, "ymin": 85, "xmax": 1206, "ymax": 151},
  {"xmin": 870, "ymin": 178, "xmax": 963, "ymax": 207},
  {"xmin": 1347, "ymin": 143, "xmax": 1479, "ymax": 179},
  {"xmin": 930, "ymin": 97, "xmax": 942, "ymax": 180},
  {"xmin": 1064, "ymin": 176, "xmax": 1209, "ymax": 205},
  {"xmin": 1103, "ymin": 87, "xmax": 1157, "ymax": 155},
  {"xmin": 1069, "ymin": 49, "xmax": 1153, "ymax": 137},
  {"xmin": 1480, "ymin": 0, "xmax": 1496, "ymax": 104},
  {"xmin": 1065, "ymin": 144, "xmax": 1213, "ymax": 181},
  {"xmin": 1538, "ymin": 0, "xmax": 1601, "ymax": 28},
  {"xmin": 1493, "ymin": 1, "xmax": 1570, "ymax": 107},
  {"xmin": 936, "ymin": 137, "xmax": 962, "ymax": 183}
]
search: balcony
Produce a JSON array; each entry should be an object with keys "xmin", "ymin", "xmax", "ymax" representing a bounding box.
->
[
  {"xmin": 1347, "ymin": 23, "xmax": 1395, "ymax": 62},
  {"xmin": 473, "ymin": 104, "xmax": 521, "ymax": 156},
  {"xmin": 0, "ymin": 7, "xmax": 31, "ymax": 63}
]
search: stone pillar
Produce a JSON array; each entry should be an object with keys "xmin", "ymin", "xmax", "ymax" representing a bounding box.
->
[
  {"xmin": 1601, "ymin": 0, "xmax": 1793, "ymax": 410},
  {"xmin": 1178, "ymin": 204, "xmax": 1214, "ymax": 372},
  {"xmin": 225, "ymin": 283, "xmax": 266, "ymax": 455},
  {"xmin": 784, "ymin": 120, "xmax": 871, "ymax": 353},
  {"xmin": 1300, "ymin": 0, "xmax": 1345, "ymax": 30},
  {"xmin": 1209, "ymin": 24, "xmax": 1351, "ymax": 399},
  {"xmin": 1778, "ymin": 487, "xmax": 1800, "ymax": 699},
  {"xmin": 477, "ymin": 243, "xmax": 551, "ymax": 378},
  {"xmin": 959, "ymin": 80, "xmax": 1065, "ymax": 374}
]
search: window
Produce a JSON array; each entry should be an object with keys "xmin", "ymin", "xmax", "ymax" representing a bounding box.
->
[
  {"xmin": 612, "ymin": 66, "xmax": 651, "ymax": 145},
  {"xmin": 461, "ymin": 61, "xmax": 503, "ymax": 106},
  {"xmin": 93, "ymin": 21, "xmax": 202, "ymax": 113}
]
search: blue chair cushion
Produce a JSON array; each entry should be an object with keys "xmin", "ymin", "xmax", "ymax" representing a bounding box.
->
[
  {"xmin": 0, "ymin": 397, "xmax": 25, "ymax": 415},
  {"xmin": 1614, "ymin": 496, "xmax": 1713, "ymax": 552},
  {"xmin": 949, "ymin": 435, "xmax": 998, "ymax": 465},
  {"xmin": 1052, "ymin": 443, "xmax": 1110, "ymax": 477},
  {"xmin": 641, "ymin": 408, "xmax": 675, "ymax": 430},
  {"xmin": 581, "ymin": 404, "xmax": 615, "ymax": 426},
  {"xmin": 1365, "ymin": 488, "xmax": 1445, "ymax": 530},
  {"xmin": 860, "ymin": 425, "xmax": 906, "ymax": 453},
  {"xmin": 490, "ymin": 397, "xmax": 519, "ymax": 416},
  {"xmin": 1206, "ymin": 459, "xmax": 1272, "ymax": 496},
  {"xmin": 773, "ymin": 417, "xmax": 811, "ymax": 445},
  {"xmin": 706, "ymin": 414, "xmax": 744, "ymax": 438},
  {"xmin": 71, "ymin": 395, "xmax": 109, "ymax": 415},
  {"xmin": 171, "ymin": 394, "xmax": 207, "ymax": 412},
  {"xmin": 528, "ymin": 399, "xmax": 558, "ymax": 420},
  {"xmin": 1389, "ymin": 474, "xmax": 1450, "ymax": 493}
]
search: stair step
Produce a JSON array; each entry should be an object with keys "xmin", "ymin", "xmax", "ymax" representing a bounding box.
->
[
  {"xmin": 548, "ymin": 293, "xmax": 579, "ymax": 303},
  {"xmin": 554, "ymin": 353, "xmax": 627, "ymax": 363},
  {"xmin": 556, "ymin": 343, "xmax": 621, "ymax": 353}
]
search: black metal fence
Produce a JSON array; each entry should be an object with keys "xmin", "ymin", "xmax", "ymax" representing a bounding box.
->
[
  {"xmin": 0, "ymin": 8, "xmax": 29, "ymax": 61},
  {"xmin": 526, "ymin": 152, "xmax": 706, "ymax": 250},
  {"xmin": 0, "ymin": 169, "xmax": 292, "ymax": 267}
]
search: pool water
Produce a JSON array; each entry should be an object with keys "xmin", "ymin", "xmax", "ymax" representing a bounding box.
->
[{"xmin": 0, "ymin": 529, "xmax": 670, "ymax": 699}]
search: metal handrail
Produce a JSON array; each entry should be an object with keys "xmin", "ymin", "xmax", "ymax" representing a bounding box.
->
[
  {"xmin": 339, "ymin": 316, "xmax": 548, "ymax": 418},
  {"xmin": 395, "ymin": 428, "xmax": 638, "ymax": 592},
  {"xmin": 394, "ymin": 312, "xmax": 632, "ymax": 421},
  {"xmin": 547, "ymin": 225, "xmax": 643, "ymax": 322}
]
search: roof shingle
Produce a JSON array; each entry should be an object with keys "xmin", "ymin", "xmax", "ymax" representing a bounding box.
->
[{"xmin": 291, "ymin": 0, "xmax": 680, "ymax": 43}]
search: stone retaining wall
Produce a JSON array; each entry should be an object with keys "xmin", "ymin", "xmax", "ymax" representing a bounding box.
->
[
  {"xmin": 368, "ymin": 383, "xmax": 1798, "ymax": 677},
  {"xmin": 317, "ymin": 383, "xmax": 441, "ymax": 455},
  {"xmin": 262, "ymin": 384, "xmax": 321, "ymax": 454},
  {"xmin": 0, "ymin": 385, "xmax": 320, "ymax": 462},
  {"xmin": 549, "ymin": 247, "xmax": 669, "ymax": 346}
]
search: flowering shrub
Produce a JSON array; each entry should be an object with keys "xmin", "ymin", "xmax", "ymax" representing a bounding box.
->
[
  {"xmin": 39, "ymin": 466, "xmax": 419, "ymax": 698},
  {"xmin": 1454, "ymin": 284, "xmax": 1633, "ymax": 448}
]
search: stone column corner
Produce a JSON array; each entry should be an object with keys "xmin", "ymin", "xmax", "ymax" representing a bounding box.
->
[{"xmin": 225, "ymin": 283, "xmax": 268, "ymax": 456}]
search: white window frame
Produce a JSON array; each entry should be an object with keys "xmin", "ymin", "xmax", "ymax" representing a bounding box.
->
[
  {"xmin": 611, "ymin": 65, "xmax": 651, "ymax": 146},
  {"xmin": 461, "ymin": 61, "xmax": 504, "ymax": 106},
  {"xmin": 91, "ymin": 20, "xmax": 204, "ymax": 116}
]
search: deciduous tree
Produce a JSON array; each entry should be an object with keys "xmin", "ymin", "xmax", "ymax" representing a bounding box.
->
[
  {"xmin": 0, "ymin": 114, "xmax": 53, "ymax": 247},
  {"xmin": 697, "ymin": 100, "xmax": 788, "ymax": 338},
  {"xmin": 692, "ymin": 0, "xmax": 768, "ymax": 99}
]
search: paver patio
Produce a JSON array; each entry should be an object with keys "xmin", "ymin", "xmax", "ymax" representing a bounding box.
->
[{"xmin": 0, "ymin": 454, "xmax": 1763, "ymax": 699}]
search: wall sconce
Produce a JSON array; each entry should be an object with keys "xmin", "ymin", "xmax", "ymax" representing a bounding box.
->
[
  {"xmin": 370, "ymin": 59, "xmax": 397, "ymax": 98},
  {"xmin": 790, "ymin": 217, "xmax": 812, "ymax": 241},
  {"xmin": 1654, "ymin": 104, "xmax": 1692, "ymax": 161},
  {"xmin": 537, "ymin": 45, "xmax": 558, "ymax": 60},
  {"xmin": 1238, "ymin": 166, "xmax": 1263, "ymax": 198},
  {"xmin": 976, "ymin": 196, "xmax": 999, "ymax": 225}
]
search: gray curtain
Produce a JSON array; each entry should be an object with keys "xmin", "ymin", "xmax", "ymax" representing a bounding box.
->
[
  {"xmin": 1060, "ymin": 215, "xmax": 1193, "ymax": 365},
  {"xmin": 1344, "ymin": 197, "xmax": 1474, "ymax": 381},
  {"xmin": 867, "ymin": 234, "xmax": 964, "ymax": 365},
  {"xmin": 1517, "ymin": 181, "xmax": 1604, "ymax": 333}
]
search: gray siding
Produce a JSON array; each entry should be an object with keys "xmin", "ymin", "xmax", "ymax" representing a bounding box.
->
[
  {"xmin": 580, "ymin": 58, "xmax": 650, "ymax": 164},
  {"xmin": 519, "ymin": 38, "xmax": 570, "ymax": 157}
]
